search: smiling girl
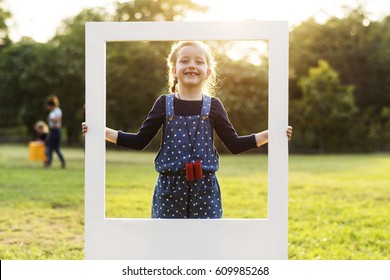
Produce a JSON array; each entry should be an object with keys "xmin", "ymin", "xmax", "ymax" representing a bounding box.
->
[{"xmin": 82, "ymin": 41, "xmax": 292, "ymax": 219}]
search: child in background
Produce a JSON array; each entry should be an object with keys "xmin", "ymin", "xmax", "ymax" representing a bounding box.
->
[
  {"xmin": 82, "ymin": 41, "xmax": 292, "ymax": 219},
  {"xmin": 33, "ymin": 120, "xmax": 49, "ymax": 143},
  {"xmin": 29, "ymin": 121, "xmax": 49, "ymax": 164}
]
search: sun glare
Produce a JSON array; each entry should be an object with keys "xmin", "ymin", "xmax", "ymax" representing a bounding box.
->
[
  {"xmin": 185, "ymin": 1, "xmax": 275, "ymax": 64},
  {"xmin": 224, "ymin": 41, "xmax": 268, "ymax": 65}
]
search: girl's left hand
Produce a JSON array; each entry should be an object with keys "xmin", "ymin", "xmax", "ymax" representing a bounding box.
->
[{"xmin": 287, "ymin": 126, "xmax": 293, "ymax": 141}]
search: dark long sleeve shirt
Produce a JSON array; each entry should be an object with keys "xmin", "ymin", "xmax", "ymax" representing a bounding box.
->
[{"xmin": 116, "ymin": 95, "xmax": 257, "ymax": 154}]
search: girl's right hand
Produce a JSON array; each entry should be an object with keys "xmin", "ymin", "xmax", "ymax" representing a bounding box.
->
[{"xmin": 81, "ymin": 122, "xmax": 88, "ymax": 136}]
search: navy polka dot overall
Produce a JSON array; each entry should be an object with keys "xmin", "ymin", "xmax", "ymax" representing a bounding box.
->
[{"xmin": 152, "ymin": 94, "xmax": 222, "ymax": 218}]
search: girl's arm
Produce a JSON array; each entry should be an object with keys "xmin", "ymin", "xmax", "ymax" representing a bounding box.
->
[
  {"xmin": 81, "ymin": 123, "xmax": 118, "ymax": 143},
  {"xmin": 255, "ymin": 130, "xmax": 269, "ymax": 147},
  {"xmin": 81, "ymin": 95, "xmax": 164, "ymax": 149},
  {"xmin": 212, "ymin": 97, "xmax": 292, "ymax": 153},
  {"xmin": 105, "ymin": 127, "xmax": 118, "ymax": 144},
  {"xmin": 254, "ymin": 126, "xmax": 292, "ymax": 147}
]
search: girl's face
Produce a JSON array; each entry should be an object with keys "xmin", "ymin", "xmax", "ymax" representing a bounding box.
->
[{"xmin": 173, "ymin": 45, "xmax": 211, "ymax": 92}]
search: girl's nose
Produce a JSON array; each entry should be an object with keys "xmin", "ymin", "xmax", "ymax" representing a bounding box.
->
[{"xmin": 188, "ymin": 60, "xmax": 196, "ymax": 68}]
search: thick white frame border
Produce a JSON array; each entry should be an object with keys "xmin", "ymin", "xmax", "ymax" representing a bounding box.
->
[{"xmin": 85, "ymin": 21, "xmax": 289, "ymax": 260}]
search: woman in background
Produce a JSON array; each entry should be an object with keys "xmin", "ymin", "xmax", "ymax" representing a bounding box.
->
[{"xmin": 46, "ymin": 95, "xmax": 66, "ymax": 169}]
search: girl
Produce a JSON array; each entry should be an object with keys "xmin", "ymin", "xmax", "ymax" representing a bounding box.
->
[
  {"xmin": 29, "ymin": 120, "xmax": 49, "ymax": 164},
  {"xmin": 82, "ymin": 41, "xmax": 292, "ymax": 218},
  {"xmin": 33, "ymin": 120, "xmax": 49, "ymax": 143},
  {"xmin": 46, "ymin": 95, "xmax": 66, "ymax": 168}
]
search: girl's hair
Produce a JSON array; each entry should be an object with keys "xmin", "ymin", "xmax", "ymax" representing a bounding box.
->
[
  {"xmin": 167, "ymin": 41, "xmax": 218, "ymax": 96},
  {"xmin": 46, "ymin": 95, "xmax": 60, "ymax": 107},
  {"xmin": 34, "ymin": 120, "xmax": 49, "ymax": 133}
]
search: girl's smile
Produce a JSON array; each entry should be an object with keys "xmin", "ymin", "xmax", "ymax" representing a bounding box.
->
[
  {"xmin": 173, "ymin": 45, "xmax": 211, "ymax": 93},
  {"xmin": 184, "ymin": 71, "xmax": 199, "ymax": 77}
]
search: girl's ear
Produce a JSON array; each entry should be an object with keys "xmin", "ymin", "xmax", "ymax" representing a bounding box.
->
[
  {"xmin": 172, "ymin": 66, "xmax": 177, "ymax": 78},
  {"xmin": 206, "ymin": 68, "xmax": 211, "ymax": 79}
]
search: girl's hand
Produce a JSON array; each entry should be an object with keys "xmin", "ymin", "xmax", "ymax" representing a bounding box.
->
[
  {"xmin": 81, "ymin": 122, "xmax": 88, "ymax": 136},
  {"xmin": 287, "ymin": 126, "xmax": 293, "ymax": 141}
]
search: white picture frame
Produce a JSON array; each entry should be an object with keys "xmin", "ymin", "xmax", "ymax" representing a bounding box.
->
[{"xmin": 85, "ymin": 21, "xmax": 289, "ymax": 259}]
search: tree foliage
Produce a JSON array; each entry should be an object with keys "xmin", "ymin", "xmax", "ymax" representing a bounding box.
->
[
  {"xmin": 289, "ymin": 7, "xmax": 390, "ymax": 152},
  {"xmin": 298, "ymin": 60, "xmax": 357, "ymax": 152},
  {"xmin": 49, "ymin": 8, "xmax": 109, "ymax": 144},
  {"xmin": 0, "ymin": 0, "xmax": 11, "ymax": 49},
  {"xmin": 106, "ymin": 41, "xmax": 169, "ymax": 132},
  {"xmin": 0, "ymin": 41, "xmax": 58, "ymax": 134},
  {"xmin": 113, "ymin": 0, "xmax": 207, "ymax": 21}
]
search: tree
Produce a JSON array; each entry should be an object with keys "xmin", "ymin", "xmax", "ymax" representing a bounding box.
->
[
  {"xmin": 0, "ymin": 41, "xmax": 58, "ymax": 134},
  {"xmin": 0, "ymin": 1, "xmax": 209, "ymax": 144},
  {"xmin": 216, "ymin": 46, "xmax": 268, "ymax": 128},
  {"xmin": 0, "ymin": 0, "xmax": 11, "ymax": 50},
  {"xmin": 290, "ymin": 7, "xmax": 390, "ymax": 152},
  {"xmin": 363, "ymin": 16, "xmax": 390, "ymax": 150},
  {"xmin": 113, "ymin": 0, "xmax": 207, "ymax": 21},
  {"xmin": 290, "ymin": 8, "xmax": 369, "ymax": 100},
  {"xmin": 106, "ymin": 41, "xmax": 169, "ymax": 132},
  {"xmin": 298, "ymin": 60, "xmax": 357, "ymax": 152},
  {"xmin": 50, "ymin": 8, "xmax": 109, "ymax": 144}
]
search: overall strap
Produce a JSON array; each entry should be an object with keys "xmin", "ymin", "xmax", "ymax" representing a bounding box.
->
[
  {"xmin": 165, "ymin": 93, "xmax": 175, "ymax": 120},
  {"xmin": 200, "ymin": 94, "xmax": 211, "ymax": 118}
]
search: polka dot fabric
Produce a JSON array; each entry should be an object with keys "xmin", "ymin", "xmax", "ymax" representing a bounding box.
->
[{"xmin": 152, "ymin": 94, "xmax": 222, "ymax": 218}]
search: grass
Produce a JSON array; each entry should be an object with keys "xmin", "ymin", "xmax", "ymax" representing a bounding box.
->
[
  {"xmin": 0, "ymin": 145, "xmax": 84, "ymax": 259},
  {"xmin": 288, "ymin": 155, "xmax": 390, "ymax": 259},
  {"xmin": 105, "ymin": 148, "xmax": 268, "ymax": 218},
  {"xmin": 0, "ymin": 144, "xmax": 389, "ymax": 259}
]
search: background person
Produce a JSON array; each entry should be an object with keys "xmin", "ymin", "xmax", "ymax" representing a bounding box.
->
[
  {"xmin": 32, "ymin": 120, "xmax": 49, "ymax": 143},
  {"xmin": 46, "ymin": 95, "xmax": 66, "ymax": 168}
]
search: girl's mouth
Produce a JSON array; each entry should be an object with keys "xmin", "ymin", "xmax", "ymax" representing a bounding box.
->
[{"xmin": 184, "ymin": 72, "xmax": 199, "ymax": 77}]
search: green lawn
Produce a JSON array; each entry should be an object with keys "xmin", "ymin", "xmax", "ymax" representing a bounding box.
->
[{"xmin": 0, "ymin": 144, "xmax": 389, "ymax": 259}]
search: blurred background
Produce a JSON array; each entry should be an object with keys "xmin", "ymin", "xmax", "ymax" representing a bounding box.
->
[{"xmin": 0, "ymin": 0, "xmax": 389, "ymax": 153}]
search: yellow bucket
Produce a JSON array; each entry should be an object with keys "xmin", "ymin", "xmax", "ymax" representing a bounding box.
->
[{"xmin": 29, "ymin": 141, "xmax": 47, "ymax": 161}]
